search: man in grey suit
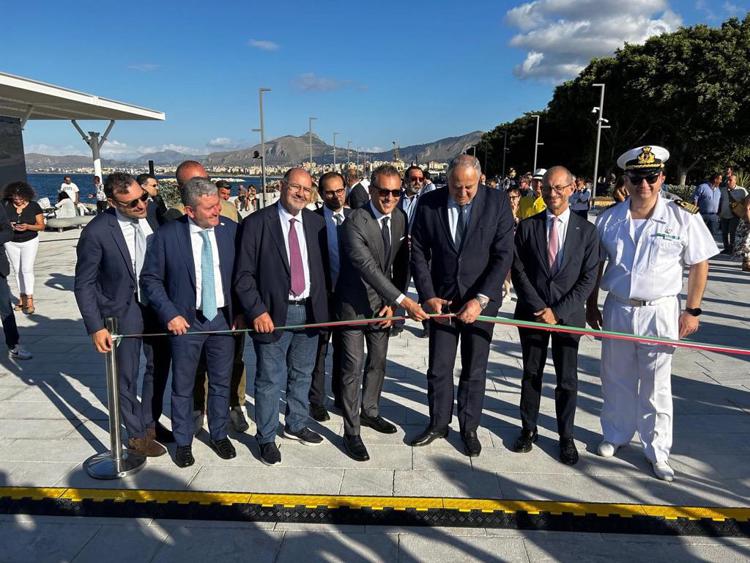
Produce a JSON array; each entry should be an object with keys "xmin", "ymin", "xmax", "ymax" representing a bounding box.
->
[{"xmin": 337, "ymin": 164, "xmax": 429, "ymax": 461}]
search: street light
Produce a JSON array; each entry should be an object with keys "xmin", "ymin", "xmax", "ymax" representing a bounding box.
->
[
  {"xmin": 592, "ymin": 83, "xmax": 611, "ymax": 200},
  {"xmin": 347, "ymin": 140, "xmax": 352, "ymax": 164},
  {"xmin": 333, "ymin": 131, "xmax": 339, "ymax": 170},
  {"xmin": 531, "ymin": 114, "xmax": 544, "ymax": 172},
  {"xmin": 308, "ymin": 116, "xmax": 317, "ymax": 171},
  {"xmin": 501, "ymin": 130, "xmax": 509, "ymax": 178},
  {"xmin": 258, "ymin": 87, "xmax": 271, "ymax": 208}
]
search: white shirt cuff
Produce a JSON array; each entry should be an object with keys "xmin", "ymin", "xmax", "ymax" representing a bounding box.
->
[{"xmin": 395, "ymin": 293, "xmax": 406, "ymax": 305}]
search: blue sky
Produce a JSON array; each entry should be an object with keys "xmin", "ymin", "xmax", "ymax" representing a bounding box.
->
[{"xmin": 2, "ymin": 0, "xmax": 747, "ymax": 158}]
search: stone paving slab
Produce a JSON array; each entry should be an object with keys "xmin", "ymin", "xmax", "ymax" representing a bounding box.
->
[{"xmin": 1, "ymin": 230, "xmax": 749, "ymax": 559}]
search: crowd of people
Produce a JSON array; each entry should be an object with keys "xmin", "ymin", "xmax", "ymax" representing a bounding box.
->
[{"xmin": 62, "ymin": 143, "xmax": 733, "ymax": 484}]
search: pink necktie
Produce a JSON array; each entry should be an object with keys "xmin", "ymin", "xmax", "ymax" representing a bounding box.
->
[
  {"xmin": 548, "ymin": 217, "xmax": 559, "ymax": 272},
  {"xmin": 289, "ymin": 218, "xmax": 305, "ymax": 296}
]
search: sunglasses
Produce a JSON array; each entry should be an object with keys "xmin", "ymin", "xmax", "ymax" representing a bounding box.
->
[
  {"xmin": 113, "ymin": 191, "xmax": 149, "ymax": 209},
  {"xmin": 374, "ymin": 187, "xmax": 402, "ymax": 198},
  {"xmin": 627, "ymin": 173, "xmax": 660, "ymax": 185}
]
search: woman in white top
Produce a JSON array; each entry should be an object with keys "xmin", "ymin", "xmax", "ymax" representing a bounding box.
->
[{"xmin": 54, "ymin": 192, "xmax": 77, "ymax": 219}]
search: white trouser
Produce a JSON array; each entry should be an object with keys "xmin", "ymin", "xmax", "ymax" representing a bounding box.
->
[
  {"xmin": 5, "ymin": 237, "xmax": 40, "ymax": 295},
  {"xmin": 600, "ymin": 294, "xmax": 678, "ymax": 463}
]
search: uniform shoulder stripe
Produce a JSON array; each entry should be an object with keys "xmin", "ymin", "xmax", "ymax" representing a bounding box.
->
[{"xmin": 673, "ymin": 199, "xmax": 700, "ymax": 214}]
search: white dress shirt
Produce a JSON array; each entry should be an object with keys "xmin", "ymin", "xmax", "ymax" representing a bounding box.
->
[
  {"xmin": 323, "ymin": 206, "xmax": 346, "ymax": 288},
  {"xmin": 188, "ymin": 219, "xmax": 225, "ymax": 310},
  {"xmin": 278, "ymin": 202, "xmax": 311, "ymax": 299},
  {"xmin": 545, "ymin": 207, "xmax": 571, "ymax": 271},
  {"xmin": 368, "ymin": 202, "xmax": 405, "ymax": 305},
  {"xmin": 115, "ymin": 209, "xmax": 153, "ymax": 276}
]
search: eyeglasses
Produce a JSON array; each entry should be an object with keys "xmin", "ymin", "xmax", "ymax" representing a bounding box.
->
[
  {"xmin": 112, "ymin": 191, "xmax": 149, "ymax": 209},
  {"xmin": 373, "ymin": 186, "xmax": 402, "ymax": 198},
  {"xmin": 627, "ymin": 173, "xmax": 660, "ymax": 185},
  {"xmin": 408, "ymin": 176, "xmax": 425, "ymax": 183},
  {"xmin": 541, "ymin": 182, "xmax": 573, "ymax": 194},
  {"xmin": 286, "ymin": 182, "xmax": 314, "ymax": 196},
  {"xmin": 323, "ymin": 188, "xmax": 346, "ymax": 197},
  {"xmin": 508, "ymin": 194, "xmax": 521, "ymax": 200}
]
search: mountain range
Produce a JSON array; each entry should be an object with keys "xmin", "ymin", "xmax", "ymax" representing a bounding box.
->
[{"xmin": 25, "ymin": 131, "xmax": 483, "ymax": 170}]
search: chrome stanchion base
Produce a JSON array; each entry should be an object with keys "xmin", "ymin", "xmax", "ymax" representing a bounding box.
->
[{"xmin": 84, "ymin": 449, "xmax": 146, "ymax": 480}]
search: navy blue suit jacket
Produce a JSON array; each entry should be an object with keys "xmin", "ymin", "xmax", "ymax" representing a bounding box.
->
[
  {"xmin": 234, "ymin": 202, "xmax": 329, "ymax": 343},
  {"xmin": 511, "ymin": 211, "xmax": 600, "ymax": 327},
  {"xmin": 410, "ymin": 186, "xmax": 515, "ymax": 311},
  {"xmin": 140, "ymin": 216, "xmax": 237, "ymax": 327},
  {"xmin": 74, "ymin": 206, "xmax": 159, "ymax": 334}
]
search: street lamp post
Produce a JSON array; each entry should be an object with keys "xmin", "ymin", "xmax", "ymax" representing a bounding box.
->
[
  {"xmin": 308, "ymin": 116, "xmax": 317, "ymax": 171},
  {"xmin": 501, "ymin": 130, "xmax": 508, "ymax": 178},
  {"xmin": 333, "ymin": 131, "xmax": 339, "ymax": 170},
  {"xmin": 532, "ymin": 114, "xmax": 544, "ymax": 172},
  {"xmin": 592, "ymin": 83, "xmax": 610, "ymax": 200},
  {"xmin": 347, "ymin": 140, "xmax": 351, "ymax": 164},
  {"xmin": 258, "ymin": 87, "xmax": 271, "ymax": 208}
]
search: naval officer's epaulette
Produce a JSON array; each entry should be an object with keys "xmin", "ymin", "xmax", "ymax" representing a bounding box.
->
[{"xmin": 672, "ymin": 199, "xmax": 699, "ymax": 214}]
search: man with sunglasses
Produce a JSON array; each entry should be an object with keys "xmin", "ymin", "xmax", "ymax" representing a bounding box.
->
[
  {"xmin": 75, "ymin": 172, "xmax": 168, "ymax": 458},
  {"xmin": 336, "ymin": 165, "xmax": 429, "ymax": 461},
  {"xmin": 410, "ymin": 155, "xmax": 515, "ymax": 456},
  {"xmin": 587, "ymin": 145, "xmax": 718, "ymax": 481}
]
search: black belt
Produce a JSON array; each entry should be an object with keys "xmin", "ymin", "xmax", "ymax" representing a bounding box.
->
[{"xmin": 287, "ymin": 298, "xmax": 308, "ymax": 305}]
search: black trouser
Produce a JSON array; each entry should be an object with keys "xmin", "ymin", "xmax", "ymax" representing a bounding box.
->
[
  {"xmin": 0, "ymin": 275, "xmax": 19, "ymax": 349},
  {"xmin": 426, "ymin": 317, "xmax": 494, "ymax": 433},
  {"xmin": 309, "ymin": 328, "xmax": 343, "ymax": 408},
  {"xmin": 518, "ymin": 327, "xmax": 580, "ymax": 439},
  {"xmin": 141, "ymin": 305, "xmax": 172, "ymax": 426},
  {"xmin": 339, "ymin": 326, "xmax": 389, "ymax": 435},
  {"xmin": 720, "ymin": 216, "xmax": 740, "ymax": 251}
]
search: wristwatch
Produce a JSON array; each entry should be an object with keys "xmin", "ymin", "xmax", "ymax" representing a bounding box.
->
[
  {"xmin": 475, "ymin": 295, "xmax": 490, "ymax": 310},
  {"xmin": 684, "ymin": 307, "xmax": 702, "ymax": 317}
]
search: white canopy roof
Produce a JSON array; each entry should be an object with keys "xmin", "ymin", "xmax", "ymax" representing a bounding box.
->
[{"xmin": 0, "ymin": 71, "xmax": 165, "ymax": 122}]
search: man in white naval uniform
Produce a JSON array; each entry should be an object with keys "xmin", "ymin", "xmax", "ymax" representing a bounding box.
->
[{"xmin": 586, "ymin": 145, "xmax": 718, "ymax": 482}]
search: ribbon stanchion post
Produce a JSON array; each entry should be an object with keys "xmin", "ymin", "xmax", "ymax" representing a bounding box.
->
[{"xmin": 83, "ymin": 316, "xmax": 146, "ymax": 479}]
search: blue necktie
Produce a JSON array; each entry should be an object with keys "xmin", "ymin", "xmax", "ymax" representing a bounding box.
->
[{"xmin": 199, "ymin": 231, "xmax": 217, "ymax": 321}]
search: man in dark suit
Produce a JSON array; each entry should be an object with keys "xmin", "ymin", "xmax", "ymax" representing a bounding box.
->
[
  {"xmin": 337, "ymin": 165, "xmax": 429, "ymax": 461},
  {"xmin": 74, "ymin": 172, "xmax": 168, "ymax": 458},
  {"xmin": 309, "ymin": 172, "xmax": 351, "ymax": 422},
  {"xmin": 141, "ymin": 177, "xmax": 238, "ymax": 468},
  {"xmin": 346, "ymin": 168, "xmax": 369, "ymax": 210},
  {"xmin": 511, "ymin": 166, "xmax": 600, "ymax": 465},
  {"xmin": 410, "ymin": 155, "xmax": 515, "ymax": 456},
  {"xmin": 234, "ymin": 168, "xmax": 329, "ymax": 466}
]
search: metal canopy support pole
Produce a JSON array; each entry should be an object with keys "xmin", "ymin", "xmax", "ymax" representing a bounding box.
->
[
  {"xmin": 592, "ymin": 83, "xmax": 610, "ymax": 200},
  {"xmin": 502, "ymin": 130, "xmax": 508, "ymax": 178},
  {"xmin": 308, "ymin": 116, "xmax": 317, "ymax": 171},
  {"xmin": 71, "ymin": 119, "xmax": 115, "ymax": 183},
  {"xmin": 83, "ymin": 317, "xmax": 146, "ymax": 479},
  {"xmin": 332, "ymin": 132, "xmax": 339, "ymax": 170},
  {"xmin": 20, "ymin": 104, "xmax": 34, "ymax": 129}
]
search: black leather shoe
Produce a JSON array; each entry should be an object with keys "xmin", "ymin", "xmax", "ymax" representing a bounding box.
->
[
  {"xmin": 461, "ymin": 430, "xmax": 482, "ymax": 457},
  {"xmin": 360, "ymin": 413, "xmax": 397, "ymax": 434},
  {"xmin": 154, "ymin": 421, "xmax": 175, "ymax": 444},
  {"xmin": 559, "ymin": 438, "xmax": 579, "ymax": 465},
  {"xmin": 211, "ymin": 437, "xmax": 237, "ymax": 460},
  {"xmin": 310, "ymin": 404, "xmax": 331, "ymax": 422},
  {"xmin": 343, "ymin": 434, "xmax": 370, "ymax": 462},
  {"xmin": 259, "ymin": 441, "xmax": 281, "ymax": 465},
  {"xmin": 175, "ymin": 445, "xmax": 194, "ymax": 468},
  {"xmin": 512, "ymin": 429, "xmax": 538, "ymax": 453},
  {"xmin": 409, "ymin": 426, "xmax": 449, "ymax": 447}
]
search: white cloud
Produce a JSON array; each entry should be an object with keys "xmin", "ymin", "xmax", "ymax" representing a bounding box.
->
[
  {"xmin": 128, "ymin": 63, "xmax": 160, "ymax": 72},
  {"xmin": 25, "ymin": 143, "xmax": 87, "ymax": 156},
  {"xmin": 207, "ymin": 137, "xmax": 235, "ymax": 148},
  {"xmin": 505, "ymin": 0, "xmax": 682, "ymax": 82},
  {"xmin": 248, "ymin": 39, "xmax": 279, "ymax": 51},
  {"xmin": 291, "ymin": 73, "xmax": 366, "ymax": 92}
]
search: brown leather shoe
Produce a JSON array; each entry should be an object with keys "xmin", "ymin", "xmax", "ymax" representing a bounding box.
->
[{"xmin": 128, "ymin": 436, "xmax": 167, "ymax": 457}]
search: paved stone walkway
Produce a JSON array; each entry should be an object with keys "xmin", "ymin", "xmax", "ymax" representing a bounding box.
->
[{"xmin": 1, "ymin": 228, "xmax": 748, "ymax": 561}]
